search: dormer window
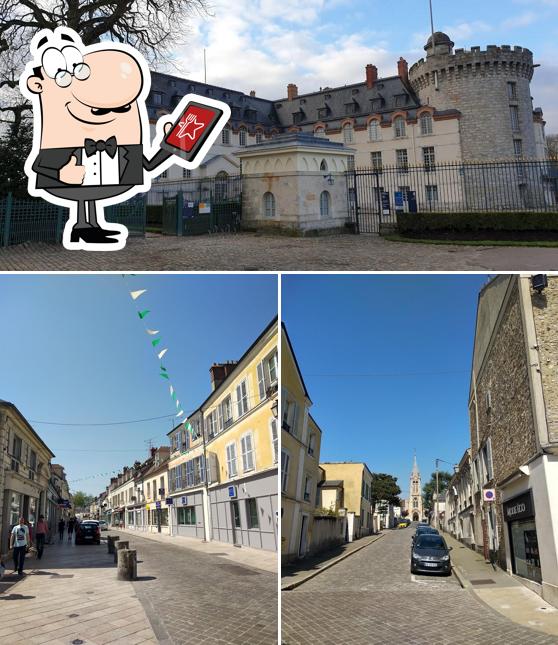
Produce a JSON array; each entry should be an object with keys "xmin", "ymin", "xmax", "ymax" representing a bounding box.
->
[
  {"xmin": 345, "ymin": 102, "xmax": 358, "ymax": 115},
  {"xmin": 370, "ymin": 98, "xmax": 384, "ymax": 112},
  {"xmin": 152, "ymin": 92, "xmax": 162, "ymax": 106},
  {"xmin": 231, "ymin": 106, "xmax": 241, "ymax": 119},
  {"xmin": 293, "ymin": 110, "xmax": 304, "ymax": 125},
  {"xmin": 317, "ymin": 106, "xmax": 329, "ymax": 120},
  {"xmin": 395, "ymin": 94, "xmax": 409, "ymax": 107}
]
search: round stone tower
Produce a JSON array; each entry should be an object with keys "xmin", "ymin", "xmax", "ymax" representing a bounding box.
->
[{"xmin": 409, "ymin": 34, "xmax": 537, "ymax": 161}]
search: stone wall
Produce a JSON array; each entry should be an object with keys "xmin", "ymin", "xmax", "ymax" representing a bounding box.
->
[
  {"xmin": 531, "ymin": 276, "xmax": 558, "ymax": 444},
  {"xmin": 471, "ymin": 281, "xmax": 538, "ymax": 565},
  {"xmin": 409, "ymin": 46, "xmax": 537, "ymax": 162},
  {"xmin": 309, "ymin": 515, "xmax": 346, "ymax": 556}
]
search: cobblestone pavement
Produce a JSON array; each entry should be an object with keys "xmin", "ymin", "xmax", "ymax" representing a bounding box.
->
[
  {"xmin": 122, "ymin": 531, "xmax": 277, "ymax": 645},
  {"xmin": 1, "ymin": 233, "xmax": 557, "ymax": 271},
  {"xmin": 281, "ymin": 527, "xmax": 557, "ymax": 645}
]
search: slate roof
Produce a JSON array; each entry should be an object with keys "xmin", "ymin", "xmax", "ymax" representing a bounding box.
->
[{"xmin": 148, "ymin": 71, "xmax": 424, "ymax": 133}]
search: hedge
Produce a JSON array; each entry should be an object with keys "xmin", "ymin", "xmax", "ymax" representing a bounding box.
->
[{"xmin": 397, "ymin": 212, "xmax": 558, "ymax": 234}]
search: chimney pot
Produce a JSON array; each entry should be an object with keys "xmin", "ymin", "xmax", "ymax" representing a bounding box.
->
[
  {"xmin": 250, "ymin": 90, "xmax": 256, "ymax": 97},
  {"xmin": 287, "ymin": 83, "xmax": 298, "ymax": 100},
  {"xmin": 366, "ymin": 64, "xmax": 378, "ymax": 89}
]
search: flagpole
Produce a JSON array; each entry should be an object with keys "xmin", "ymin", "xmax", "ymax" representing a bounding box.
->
[{"xmin": 429, "ymin": 0, "xmax": 435, "ymax": 45}]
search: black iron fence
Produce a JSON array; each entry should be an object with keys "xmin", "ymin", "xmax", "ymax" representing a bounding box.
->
[
  {"xmin": 146, "ymin": 174, "xmax": 242, "ymax": 234},
  {"xmin": 0, "ymin": 193, "xmax": 145, "ymax": 246},
  {"xmin": 347, "ymin": 160, "xmax": 558, "ymax": 233}
]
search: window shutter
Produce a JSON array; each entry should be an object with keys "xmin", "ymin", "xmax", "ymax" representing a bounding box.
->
[
  {"xmin": 257, "ymin": 361, "xmax": 266, "ymax": 400},
  {"xmin": 291, "ymin": 402, "xmax": 298, "ymax": 436},
  {"xmin": 208, "ymin": 453, "xmax": 219, "ymax": 484},
  {"xmin": 236, "ymin": 384, "xmax": 242, "ymax": 417}
]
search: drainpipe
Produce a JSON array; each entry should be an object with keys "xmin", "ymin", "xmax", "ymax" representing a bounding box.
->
[{"xmin": 201, "ymin": 411, "xmax": 211, "ymax": 543}]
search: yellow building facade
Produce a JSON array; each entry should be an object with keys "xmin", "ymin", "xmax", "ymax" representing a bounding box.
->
[
  {"xmin": 166, "ymin": 317, "xmax": 278, "ymax": 551},
  {"xmin": 320, "ymin": 462, "xmax": 373, "ymax": 540},
  {"xmin": 281, "ymin": 324, "xmax": 323, "ymax": 562}
]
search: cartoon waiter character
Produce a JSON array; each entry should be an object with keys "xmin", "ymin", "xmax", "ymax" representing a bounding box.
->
[{"xmin": 20, "ymin": 27, "xmax": 230, "ymax": 251}]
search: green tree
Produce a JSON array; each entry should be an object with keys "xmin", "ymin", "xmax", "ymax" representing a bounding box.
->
[
  {"xmin": 422, "ymin": 471, "xmax": 452, "ymax": 512},
  {"xmin": 370, "ymin": 473, "xmax": 401, "ymax": 517},
  {"xmin": 71, "ymin": 491, "xmax": 93, "ymax": 510}
]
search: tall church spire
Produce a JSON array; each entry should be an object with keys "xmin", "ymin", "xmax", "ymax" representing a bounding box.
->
[{"xmin": 412, "ymin": 450, "xmax": 419, "ymax": 476}]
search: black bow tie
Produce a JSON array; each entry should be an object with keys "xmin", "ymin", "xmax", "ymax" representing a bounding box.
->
[{"xmin": 84, "ymin": 136, "xmax": 117, "ymax": 158}]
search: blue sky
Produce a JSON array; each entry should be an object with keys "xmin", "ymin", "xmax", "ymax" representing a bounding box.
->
[
  {"xmin": 0, "ymin": 274, "xmax": 277, "ymax": 496},
  {"xmin": 171, "ymin": 0, "xmax": 558, "ymax": 133},
  {"xmin": 282, "ymin": 274, "xmax": 490, "ymax": 499}
]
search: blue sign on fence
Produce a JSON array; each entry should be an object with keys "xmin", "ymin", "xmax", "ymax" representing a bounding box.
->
[
  {"xmin": 394, "ymin": 191, "xmax": 404, "ymax": 211},
  {"xmin": 155, "ymin": 501, "xmax": 161, "ymax": 509}
]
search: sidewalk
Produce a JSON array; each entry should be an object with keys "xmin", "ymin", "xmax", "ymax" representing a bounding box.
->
[
  {"xmin": 281, "ymin": 532, "xmax": 385, "ymax": 590},
  {"xmin": 0, "ymin": 538, "xmax": 157, "ymax": 644},
  {"xmin": 113, "ymin": 527, "xmax": 277, "ymax": 573},
  {"xmin": 443, "ymin": 531, "xmax": 558, "ymax": 638}
]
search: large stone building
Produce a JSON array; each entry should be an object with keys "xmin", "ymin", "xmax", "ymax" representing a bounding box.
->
[{"xmin": 466, "ymin": 275, "xmax": 558, "ymax": 607}]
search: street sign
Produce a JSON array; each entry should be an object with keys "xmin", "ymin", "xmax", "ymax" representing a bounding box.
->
[
  {"xmin": 483, "ymin": 489, "xmax": 496, "ymax": 502},
  {"xmin": 228, "ymin": 485, "xmax": 237, "ymax": 499},
  {"xmin": 181, "ymin": 496, "xmax": 188, "ymax": 505},
  {"xmin": 166, "ymin": 498, "xmax": 173, "ymax": 505}
]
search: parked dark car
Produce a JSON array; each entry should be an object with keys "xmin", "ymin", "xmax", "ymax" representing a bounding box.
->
[
  {"xmin": 411, "ymin": 534, "xmax": 452, "ymax": 575},
  {"xmin": 75, "ymin": 521, "xmax": 101, "ymax": 545},
  {"xmin": 412, "ymin": 525, "xmax": 439, "ymax": 544}
]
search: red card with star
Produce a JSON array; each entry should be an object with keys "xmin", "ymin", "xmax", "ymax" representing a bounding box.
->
[{"xmin": 165, "ymin": 103, "xmax": 221, "ymax": 154}]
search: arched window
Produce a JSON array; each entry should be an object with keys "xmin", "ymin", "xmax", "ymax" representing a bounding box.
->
[
  {"xmin": 394, "ymin": 116, "xmax": 406, "ymax": 138},
  {"xmin": 239, "ymin": 127, "xmax": 247, "ymax": 146},
  {"xmin": 263, "ymin": 192, "xmax": 276, "ymax": 218},
  {"xmin": 320, "ymin": 190, "xmax": 331, "ymax": 218},
  {"xmin": 420, "ymin": 112, "xmax": 433, "ymax": 136},
  {"xmin": 368, "ymin": 119, "xmax": 381, "ymax": 141},
  {"xmin": 222, "ymin": 127, "xmax": 230, "ymax": 145},
  {"xmin": 315, "ymin": 126, "xmax": 326, "ymax": 138},
  {"xmin": 215, "ymin": 171, "xmax": 228, "ymax": 201},
  {"xmin": 342, "ymin": 123, "xmax": 354, "ymax": 143},
  {"xmin": 320, "ymin": 159, "xmax": 328, "ymax": 171}
]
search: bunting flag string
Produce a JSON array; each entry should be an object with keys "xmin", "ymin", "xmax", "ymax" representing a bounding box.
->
[{"xmin": 123, "ymin": 278, "xmax": 197, "ymax": 444}]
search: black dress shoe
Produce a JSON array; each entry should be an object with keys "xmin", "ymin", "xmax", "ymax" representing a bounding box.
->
[{"xmin": 70, "ymin": 227, "xmax": 120, "ymax": 244}]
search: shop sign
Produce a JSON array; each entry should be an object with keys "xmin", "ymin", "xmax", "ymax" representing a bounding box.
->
[
  {"xmin": 228, "ymin": 485, "xmax": 237, "ymax": 499},
  {"xmin": 181, "ymin": 496, "xmax": 188, "ymax": 505},
  {"xmin": 166, "ymin": 498, "xmax": 173, "ymax": 505},
  {"xmin": 503, "ymin": 490, "xmax": 534, "ymax": 522}
]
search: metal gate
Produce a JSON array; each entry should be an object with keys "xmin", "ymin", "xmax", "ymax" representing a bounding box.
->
[
  {"xmin": 346, "ymin": 169, "xmax": 397, "ymax": 234},
  {"xmin": 150, "ymin": 174, "xmax": 241, "ymax": 236}
]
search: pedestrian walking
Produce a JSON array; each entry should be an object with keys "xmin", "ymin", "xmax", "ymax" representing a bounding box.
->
[
  {"xmin": 58, "ymin": 518, "xmax": 65, "ymax": 541},
  {"xmin": 67, "ymin": 517, "xmax": 75, "ymax": 542},
  {"xmin": 10, "ymin": 516, "xmax": 30, "ymax": 575},
  {"xmin": 35, "ymin": 515, "xmax": 49, "ymax": 560}
]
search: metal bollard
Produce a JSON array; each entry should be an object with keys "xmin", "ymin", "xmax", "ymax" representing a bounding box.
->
[
  {"xmin": 114, "ymin": 540, "xmax": 129, "ymax": 563},
  {"xmin": 107, "ymin": 535, "xmax": 120, "ymax": 554},
  {"xmin": 117, "ymin": 549, "xmax": 137, "ymax": 581}
]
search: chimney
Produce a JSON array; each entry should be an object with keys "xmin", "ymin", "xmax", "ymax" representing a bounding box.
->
[
  {"xmin": 150, "ymin": 447, "xmax": 156, "ymax": 458},
  {"xmin": 287, "ymin": 83, "xmax": 298, "ymax": 101},
  {"xmin": 209, "ymin": 361, "xmax": 239, "ymax": 391},
  {"xmin": 249, "ymin": 90, "xmax": 256, "ymax": 97},
  {"xmin": 398, "ymin": 57, "xmax": 409, "ymax": 83},
  {"xmin": 366, "ymin": 64, "xmax": 378, "ymax": 89}
]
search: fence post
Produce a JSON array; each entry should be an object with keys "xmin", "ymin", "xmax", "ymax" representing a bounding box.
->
[
  {"xmin": 352, "ymin": 168, "xmax": 360, "ymax": 234},
  {"xmin": 176, "ymin": 192, "xmax": 183, "ymax": 236},
  {"xmin": 3, "ymin": 192, "xmax": 12, "ymax": 247}
]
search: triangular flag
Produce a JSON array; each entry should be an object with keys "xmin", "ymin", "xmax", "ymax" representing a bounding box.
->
[
  {"xmin": 172, "ymin": 391, "xmax": 177, "ymax": 400},
  {"xmin": 146, "ymin": 329, "xmax": 159, "ymax": 335},
  {"xmin": 169, "ymin": 385, "xmax": 174, "ymax": 396},
  {"xmin": 158, "ymin": 348, "xmax": 168, "ymax": 360},
  {"xmin": 160, "ymin": 373, "xmax": 169, "ymax": 380},
  {"xmin": 175, "ymin": 399, "xmax": 180, "ymax": 408},
  {"xmin": 130, "ymin": 289, "xmax": 147, "ymax": 300},
  {"xmin": 138, "ymin": 310, "xmax": 150, "ymax": 319},
  {"xmin": 152, "ymin": 338, "xmax": 161, "ymax": 347},
  {"xmin": 160, "ymin": 365, "xmax": 167, "ymax": 372},
  {"xmin": 176, "ymin": 410, "xmax": 184, "ymax": 417}
]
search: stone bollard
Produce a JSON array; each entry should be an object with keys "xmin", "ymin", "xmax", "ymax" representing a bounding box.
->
[
  {"xmin": 117, "ymin": 549, "xmax": 137, "ymax": 581},
  {"xmin": 107, "ymin": 535, "xmax": 120, "ymax": 554},
  {"xmin": 114, "ymin": 540, "xmax": 129, "ymax": 563}
]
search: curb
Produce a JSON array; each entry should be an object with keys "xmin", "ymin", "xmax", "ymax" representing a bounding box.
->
[
  {"xmin": 451, "ymin": 564, "xmax": 470, "ymax": 589},
  {"xmin": 281, "ymin": 533, "xmax": 385, "ymax": 591}
]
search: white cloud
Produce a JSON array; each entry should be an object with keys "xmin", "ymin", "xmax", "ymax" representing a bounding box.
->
[{"xmin": 502, "ymin": 11, "xmax": 538, "ymax": 30}]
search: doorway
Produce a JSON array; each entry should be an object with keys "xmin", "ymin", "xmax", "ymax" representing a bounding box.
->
[
  {"xmin": 231, "ymin": 501, "xmax": 241, "ymax": 546},
  {"xmin": 413, "ymin": 512, "xmax": 419, "ymax": 521},
  {"xmin": 299, "ymin": 514, "xmax": 309, "ymax": 557}
]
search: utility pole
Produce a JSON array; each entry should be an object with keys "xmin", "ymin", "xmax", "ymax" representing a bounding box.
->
[{"xmin": 435, "ymin": 459, "xmax": 439, "ymax": 529}]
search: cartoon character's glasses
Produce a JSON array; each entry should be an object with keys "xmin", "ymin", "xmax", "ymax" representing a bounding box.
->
[
  {"xmin": 54, "ymin": 63, "xmax": 90, "ymax": 87},
  {"xmin": 42, "ymin": 46, "xmax": 90, "ymax": 87}
]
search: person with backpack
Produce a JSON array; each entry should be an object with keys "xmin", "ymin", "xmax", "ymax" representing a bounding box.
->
[{"xmin": 10, "ymin": 517, "xmax": 30, "ymax": 575}]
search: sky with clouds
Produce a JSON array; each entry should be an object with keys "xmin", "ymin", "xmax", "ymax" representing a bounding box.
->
[{"xmin": 166, "ymin": 0, "xmax": 558, "ymax": 133}]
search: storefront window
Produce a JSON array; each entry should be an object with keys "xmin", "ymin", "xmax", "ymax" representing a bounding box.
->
[
  {"xmin": 177, "ymin": 507, "xmax": 196, "ymax": 525},
  {"xmin": 127, "ymin": 512, "xmax": 135, "ymax": 525},
  {"xmin": 9, "ymin": 492, "xmax": 23, "ymax": 526},
  {"xmin": 510, "ymin": 519, "xmax": 542, "ymax": 583},
  {"xmin": 29, "ymin": 497, "xmax": 37, "ymax": 526}
]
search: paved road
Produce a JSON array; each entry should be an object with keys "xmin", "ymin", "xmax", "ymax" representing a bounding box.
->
[
  {"xmin": 281, "ymin": 526, "xmax": 556, "ymax": 645},
  {"xmin": 120, "ymin": 531, "xmax": 277, "ymax": 645},
  {"xmin": 1, "ymin": 233, "xmax": 557, "ymax": 271}
]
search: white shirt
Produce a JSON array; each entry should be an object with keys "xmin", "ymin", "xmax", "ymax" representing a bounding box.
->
[
  {"xmin": 11, "ymin": 524, "xmax": 29, "ymax": 548},
  {"xmin": 82, "ymin": 148, "xmax": 120, "ymax": 186}
]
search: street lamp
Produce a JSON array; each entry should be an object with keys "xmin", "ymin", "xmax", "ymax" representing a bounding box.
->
[{"xmin": 434, "ymin": 458, "xmax": 456, "ymax": 530}]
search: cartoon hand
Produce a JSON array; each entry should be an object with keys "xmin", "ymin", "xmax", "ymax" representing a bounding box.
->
[
  {"xmin": 59, "ymin": 155, "xmax": 85, "ymax": 185},
  {"xmin": 164, "ymin": 122, "xmax": 172, "ymax": 136}
]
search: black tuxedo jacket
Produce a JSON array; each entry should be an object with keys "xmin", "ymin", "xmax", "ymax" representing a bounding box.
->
[{"xmin": 31, "ymin": 144, "xmax": 171, "ymax": 189}]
